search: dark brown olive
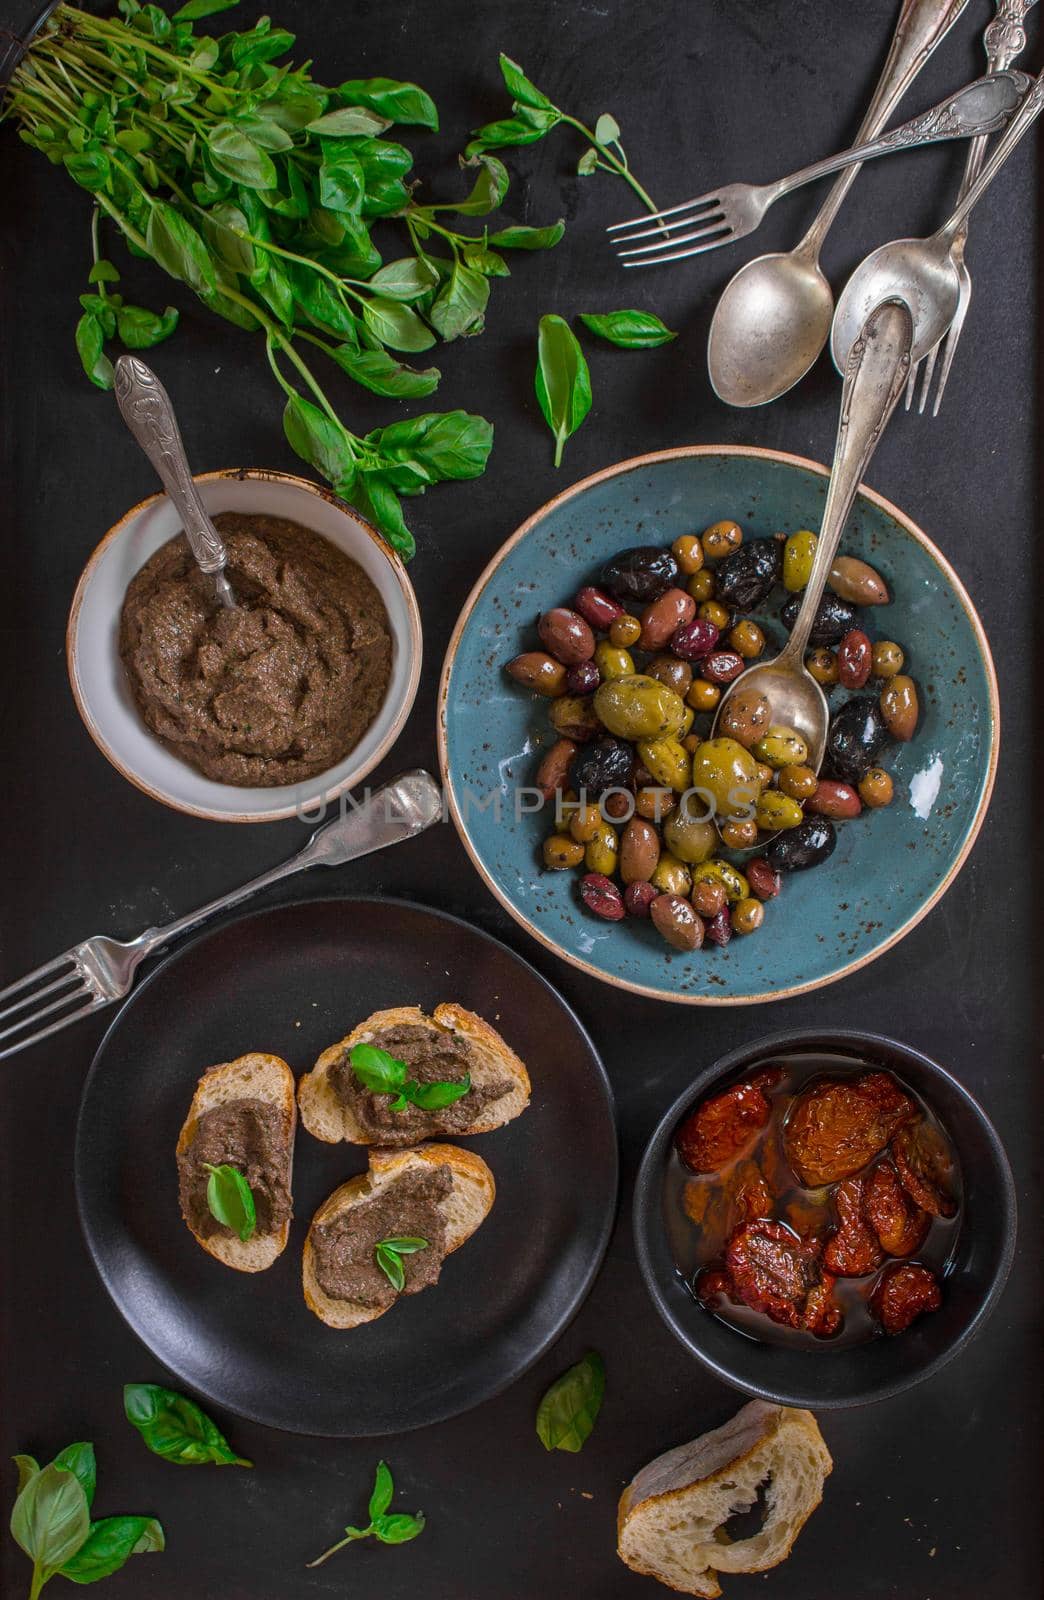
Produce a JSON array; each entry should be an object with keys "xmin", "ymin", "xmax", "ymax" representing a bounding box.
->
[
  {"xmin": 647, "ymin": 654, "xmax": 693, "ymax": 696},
  {"xmin": 671, "ymin": 618, "xmax": 720, "ymax": 661},
  {"xmin": 565, "ymin": 659, "xmax": 600, "ymax": 696},
  {"xmin": 765, "ymin": 816, "xmax": 837, "ymax": 872},
  {"xmin": 747, "ymin": 858, "xmax": 781, "ymax": 900},
  {"xmin": 538, "ymin": 607, "xmax": 595, "ymax": 665},
  {"xmin": 569, "ymin": 737, "xmax": 634, "ymax": 798},
  {"xmin": 650, "ymin": 893, "xmax": 704, "ymax": 951},
  {"xmin": 624, "ymin": 880, "xmax": 658, "ymax": 918},
  {"xmin": 826, "ymin": 696, "xmax": 889, "ymax": 783},
  {"xmin": 703, "ymin": 907, "xmax": 732, "ymax": 947},
  {"xmin": 600, "ymin": 546, "xmax": 679, "ymax": 604},
  {"xmin": 701, "ymin": 650, "xmax": 745, "ymax": 685},
  {"xmin": 838, "ymin": 628, "xmax": 873, "ymax": 689},
  {"xmin": 714, "ymin": 538, "xmax": 782, "ymax": 611},
  {"xmin": 780, "ymin": 591, "xmax": 856, "ymax": 645},
  {"xmin": 573, "ymin": 586, "xmax": 622, "ymax": 630}
]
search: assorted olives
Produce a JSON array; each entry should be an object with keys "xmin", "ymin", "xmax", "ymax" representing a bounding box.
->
[{"xmin": 505, "ymin": 518, "xmax": 922, "ymax": 958}]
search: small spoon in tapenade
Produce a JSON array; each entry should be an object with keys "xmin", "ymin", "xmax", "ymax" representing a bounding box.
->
[{"xmin": 114, "ymin": 355, "xmax": 237, "ymax": 609}]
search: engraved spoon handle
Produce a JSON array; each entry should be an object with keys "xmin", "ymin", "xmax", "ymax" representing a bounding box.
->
[
  {"xmin": 113, "ymin": 355, "xmax": 236, "ymax": 607},
  {"xmin": 953, "ymin": 0, "xmax": 1039, "ymax": 238}
]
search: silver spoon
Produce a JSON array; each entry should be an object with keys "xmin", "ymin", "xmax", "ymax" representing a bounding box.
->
[
  {"xmin": 832, "ymin": 67, "xmax": 1044, "ymax": 371},
  {"xmin": 113, "ymin": 355, "xmax": 237, "ymax": 609},
  {"xmin": 712, "ymin": 301, "xmax": 913, "ymax": 799},
  {"xmin": 707, "ymin": 0, "xmax": 970, "ymax": 407}
]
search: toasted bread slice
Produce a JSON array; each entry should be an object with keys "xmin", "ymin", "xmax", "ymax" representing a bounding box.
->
[
  {"xmin": 302, "ymin": 1143, "xmax": 495, "ymax": 1328},
  {"xmin": 176, "ymin": 1052, "xmax": 296, "ymax": 1273},
  {"xmin": 297, "ymin": 1002, "xmax": 530, "ymax": 1145},
  {"xmin": 617, "ymin": 1401, "xmax": 832, "ymax": 1597}
]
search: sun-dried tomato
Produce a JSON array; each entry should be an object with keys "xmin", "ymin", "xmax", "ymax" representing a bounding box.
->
[
  {"xmin": 676, "ymin": 1081, "xmax": 772, "ymax": 1174},
  {"xmin": 783, "ymin": 1071, "xmax": 917, "ymax": 1187},
  {"xmin": 725, "ymin": 1219, "xmax": 840, "ymax": 1334},
  {"xmin": 871, "ymin": 1262, "xmax": 942, "ymax": 1333},
  {"xmin": 695, "ymin": 1266, "xmax": 735, "ymax": 1307},
  {"xmin": 823, "ymin": 1175, "xmax": 884, "ymax": 1277},
  {"xmin": 892, "ymin": 1120, "xmax": 957, "ymax": 1218},
  {"xmin": 864, "ymin": 1160, "xmax": 930, "ymax": 1257}
]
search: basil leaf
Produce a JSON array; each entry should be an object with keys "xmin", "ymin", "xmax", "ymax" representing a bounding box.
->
[
  {"xmin": 318, "ymin": 143, "xmax": 364, "ymax": 212},
  {"xmin": 283, "ymin": 394, "xmax": 356, "ymax": 486},
  {"xmin": 362, "ymin": 1463, "xmax": 393, "ymax": 1527},
  {"xmin": 116, "ymin": 303, "xmax": 179, "ymax": 349},
  {"xmin": 349, "ymin": 1043, "xmax": 407, "ymax": 1095},
  {"xmin": 231, "ymin": 111, "xmax": 293, "ymax": 153},
  {"xmin": 373, "ymin": 410, "xmax": 493, "ymax": 481},
  {"xmin": 308, "ymin": 107, "xmax": 390, "ymax": 138},
  {"xmin": 337, "ymin": 77, "xmax": 438, "ymax": 131},
  {"xmin": 498, "ymin": 53, "xmax": 555, "ymax": 112},
  {"xmin": 380, "ymin": 1236, "xmax": 429, "ymax": 1253},
  {"xmin": 199, "ymin": 202, "xmax": 255, "ymax": 274},
  {"xmin": 13, "ymin": 1456, "xmax": 40, "ymax": 1496},
  {"xmin": 464, "ymin": 115, "xmax": 555, "ymax": 159},
  {"xmin": 11, "ymin": 1463, "xmax": 90, "ymax": 1573},
  {"xmin": 330, "ymin": 347, "xmax": 440, "ymax": 399},
  {"xmin": 405, "ymin": 1074, "xmax": 471, "ymax": 1110},
  {"xmin": 374, "ymin": 1512, "xmax": 425, "ymax": 1545},
  {"xmin": 88, "ymin": 259, "xmax": 120, "ymax": 285},
  {"xmin": 374, "ymin": 1242, "xmax": 405, "ymax": 1293},
  {"xmin": 361, "ymin": 297, "xmax": 435, "ymax": 353},
  {"xmin": 203, "ymin": 1163, "xmax": 256, "ymax": 1242},
  {"xmin": 428, "ymin": 261, "xmax": 489, "ymax": 342},
  {"xmin": 64, "ymin": 147, "xmax": 111, "ymax": 192},
  {"xmin": 230, "ymin": 23, "xmax": 295, "ymax": 68},
  {"xmin": 75, "ymin": 313, "xmax": 114, "ymax": 391},
  {"xmin": 351, "ymin": 474, "xmax": 414, "ymax": 560},
  {"xmin": 535, "ymin": 313, "xmax": 592, "ymax": 467},
  {"xmin": 449, "ymin": 154, "xmax": 509, "ymax": 217},
  {"xmin": 487, "ymin": 221, "xmax": 564, "ymax": 251},
  {"xmin": 594, "ymin": 112, "xmax": 621, "ymax": 146},
  {"xmin": 207, "ymin": 123, "xmax": 278, "ymax": 189},
  {"xmin": 535, "ymin": 1352, "xmax": 605, "ymax": 1452},
  {"xmin": 172, "ymin": 0, "xmax": 240, "ymax": 20},
  {"xmin": 576, "ymin": 148, "xmax": 598, "ymax": 176},
  {"xmin": 52, "ymin": 1445, "xmax": 95, "ymax": 1511},
  {"xmin": 367, "ymin": 258, "xmax": 438, "ymax": 303},
  {"xmin": 60, "ymin": 1515, "xmax": 164, "ymax": 1584},
  {"xmin": 123, "ymin": 1384, "xmax": 252, "ymax": 1467},
  {"xmin": 578, "ymin": 309, "xmax": 677, "ymax": 349},
  {"xmin": 461, "ymin": 244, "xmax": 509, "ymax": 278},
  {"xmin": 291, "ymin": 266, "xmax": 356, "ymax": 337},
  {"xmin": 145, "ymin": 201, "xmax": 216, "ymax": 293}
]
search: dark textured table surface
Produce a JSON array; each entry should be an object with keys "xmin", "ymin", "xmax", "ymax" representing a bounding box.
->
[{"xmin": 1, "ymin": 2, "xmax": 1041, "ymax": 1596}]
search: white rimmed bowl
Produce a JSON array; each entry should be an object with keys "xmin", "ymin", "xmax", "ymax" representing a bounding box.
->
[{"xmin": 68, "ymin": 469, "xmax": 422, "ymax": 823}]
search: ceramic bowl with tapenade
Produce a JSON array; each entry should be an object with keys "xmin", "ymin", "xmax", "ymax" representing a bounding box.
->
[
  {"xmin": 68, "ymin": 468, "xmax": 421, "ymax": 822},
  {"xmin": 633, "ymin": 1029, "xmax": 1016, "ymax": 1410},
  {"xmin": 439, "ymin": 446, "xmax": 999, "ymax": 1003}
]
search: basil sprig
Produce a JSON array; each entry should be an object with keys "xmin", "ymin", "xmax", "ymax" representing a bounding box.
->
[
  {"xmin": 10, "ymin": 1441, "xmax": 164, "ymax": 1596},
  {"xmin": 123, "ymin": 1385, "xmax": 252, "ymax": 1468},
  {"xmin": 535, "ymin": 1352, "xmax": 605, "ymax": 1453},
  {"xmin": 535, "ymin": 315, "xmax": 592, "ymax": 468},
  {"xmin": 374, "ymin": 1236, "xmax": 429, "ymax": 1292},
  {"xmin": 579, "ymin": 310, "xmax": 677, "ymax": 349},
  {"xmin": 203, "ymin": 1163, "xmax": 256, "ymax": 1242},
  {"xmin": 307, "ymin": 1462, "xmax": 425, "ymax": 1569},
  {"xmin": 349, "ymin": 1043, "xmax": 471, "ymax": 1113}
]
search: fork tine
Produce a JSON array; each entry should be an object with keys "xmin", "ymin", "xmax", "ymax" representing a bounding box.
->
[
  {"xmin": 0, "ymin": 995, "xmax": 104, "ymax": 1061},
  {"xmin": 927, "ymin": 297, "xmax": 970, "ymax": 416},
  {"xmin": 620, "ymin": 225, "xmax": 735, "ymax": 267},
  {"xmin": 608, "ymin": 197, "xmax": 723, "ymax": 243},
  {"xmin": 0, "ymin": 969, "xmax": 86, "ymax": 1025},
  {"xmin": 607, "ymin": 193, "xmax": 725, "ymax": 233},
  {"xmin": 916, "ymin": 342, "xmax": 940, "ymax": 415},
  {"xmin": 0, "ymin": 953, "xmax": 76, "ymax": 1007},
  {"xmin": 617, "ymin": 215, "xmax": 729, "ymax": 260},
  {"xmin": 903, "ymin": 359, "xmax": 920, "ymax": 411},
  {"xmin": 0, "ymin": 979, "xmax": 94, "ymax": 1046}
]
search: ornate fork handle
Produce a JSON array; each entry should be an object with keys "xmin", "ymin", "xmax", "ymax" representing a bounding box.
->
[
  {"xmin": 985, "ymin": 0, "xmax": 1036, "ymax": 64},
  {"xmin": 868, "ymin": 69, "xmax": 1030, "ymax": 149}
]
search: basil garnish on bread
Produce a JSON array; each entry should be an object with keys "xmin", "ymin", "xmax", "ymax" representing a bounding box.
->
[
  {"xmin": 349, "ymin": 1043, "xmax": 471, "ymax": 1112},
  {"xmin": 203, "ymin": 1164, "xmax": 256, "ymax": 1242},
  {"xmin": 374, "ymin": 1236, "xmax": 429, "ymax": 1292}
]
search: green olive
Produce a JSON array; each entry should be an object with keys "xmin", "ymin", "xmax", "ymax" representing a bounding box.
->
[
  {"xmin": 584, "ymin": 821, "xmax": 618, "ymax": 877},
  {"xmin": 693, "ymin": 858, "xmax": 749, "ymax": 905},
  {"xmin": 594, "ymin": 674, "xmax": 687, "ymax": 741},
  {"xmin": 755, "ymin": 790, "xmax": 804, "ymax": 831},
  {"xmin": 593, "ymin": 641, "xmax": 635, "ymax": 681},
  {"xmin": 663, "ymin": 795, "xmax": 718, "ymax": 864},
  {"xmin": 651, "ymin": 852, "xmax": 692, "ymax": 896},
  {"xmin": 783, "ymin": 529, "xmax": 817, "ymax": 592},
  {"xmin": 731, "ymin": 897, "xmax": 765, "ymax": 935},
  {"xmin": 637, "ymin": 736, "xmax": 692, "ymax": 792},
  {"xmin": 690, "ymin": 737, "xmax": 761, "ymax": 821},
  {"xmin": 543, "ymin": 834, "xmax": 585, "ymax": 870},
  {"xmin": 752, "ymin": 725, "xmax": 809, "ymax": 770}
]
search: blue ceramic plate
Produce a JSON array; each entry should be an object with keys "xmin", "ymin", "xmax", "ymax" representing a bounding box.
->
[{"xmin": 438, "ymin": 447, "xmax": 999, "ymax": 1005}]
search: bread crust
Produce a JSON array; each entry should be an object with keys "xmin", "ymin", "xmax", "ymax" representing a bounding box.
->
[
  {"xmin": 297, "ymin": 1002, "xmax": 530, "ymax": 1145},
  {"xmin": 302, "ymin": 1142, "xmax": 495, "ymax": 1328},
  {"xmin": 176, "ymin": 1052, "xmax": 297, "ymax": 1273}
]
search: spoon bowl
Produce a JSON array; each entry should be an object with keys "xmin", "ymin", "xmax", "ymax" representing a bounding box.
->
[
  {"xmin": 832, "ymin": 237, "xmax": 960, "ymax": 371},
  {"xmin": 708, "ymin": 246, "xmax": 835, "ymax": 406},
  {"xmin": 713, "ymin": 657, "xmax": 831, "ymax": 773}
]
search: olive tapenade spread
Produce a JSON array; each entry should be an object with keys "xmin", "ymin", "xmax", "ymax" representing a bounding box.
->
[
  {"xmin": 312, "ymin": 1166, "xmax": 452, "ymax": 1309},
  {"xmin": 120, "ymin": 512, "xmax": 392, "ymax": 786},
  {"xmin": 177, "ymin": 1097, "xmax": 292, "ymax": 1239},
  {"xmin": 330, "ymin": 1023, "xmax": 513, "ymax": 1143}
]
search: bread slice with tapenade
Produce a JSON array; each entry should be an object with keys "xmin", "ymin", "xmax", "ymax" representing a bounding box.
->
[
  {"xmin": 297, "ymin": 1003, "xmax": 530, "ymax": 1146},
  {"xmin": 302, "ymin": 1143, "xmax": 495, "ymax": 1328},
  {"xmin": 617, "ymin": 1401, "xmax": 832, "ymax": 1597},
  {"xmin": 176, "ymin": 1053, "xmax": 296, "ymax": 1273}
]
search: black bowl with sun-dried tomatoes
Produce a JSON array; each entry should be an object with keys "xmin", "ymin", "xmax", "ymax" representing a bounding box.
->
[{"xmin": 633, "ymin": 1030, "xmax": 1016, "ymax": 1408}]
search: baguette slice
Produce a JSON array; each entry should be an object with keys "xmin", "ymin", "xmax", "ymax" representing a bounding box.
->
[
  {"xmin": 617, "ymin": 1401, "xmax": 832, "ymax": 1597},
  {"xmin": 298, "ymin": 1003, "xmax": 530, "ymax": 1145},
  {"xmin": 302, "ymin": 1143, "xmax": 495, "ymax": 1329},
  {"xmin": 176, "ymin": 1053, "xmax": 296, "ymax": 1273}
]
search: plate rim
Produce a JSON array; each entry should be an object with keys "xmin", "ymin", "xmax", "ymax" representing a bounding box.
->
[
  {"xmin": 437, "ymin": 443, "xmax": 1001, "ymax": 1006},
  {"xmin": 74, "ymin": 892, "xmax": 619, "ymax": 1437}
]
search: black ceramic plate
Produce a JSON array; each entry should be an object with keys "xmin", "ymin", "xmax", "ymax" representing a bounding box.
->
[{"xmin": 75, "ymin": 897, "xmax": 617, "ymax": 1436}]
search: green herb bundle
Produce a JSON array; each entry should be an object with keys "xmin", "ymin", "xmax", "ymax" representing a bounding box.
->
[{"xmin": 4, "ymin": 1, "xmax": 565, "ymax": 556}]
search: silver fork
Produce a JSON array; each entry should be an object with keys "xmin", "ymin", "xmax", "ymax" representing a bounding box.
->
[
  {"xmin": 607, "ymin": 70, "xmax": 1030, "ymax": 267},
  {"xmin": 0, "ymin": 770, "xmax": 442, "ymax": 1061},
  {"xmin": 906, "ymin": 0, "xmax": 1038, "ymax": 413}
]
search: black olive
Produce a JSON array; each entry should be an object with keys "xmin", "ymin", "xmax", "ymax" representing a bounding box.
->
[
  {"xmin": 765, "ymin": 817, "xmax": 837, "ymax": 872},
  {"xmin": 780, "ymin": 591, "xmax": 855, "ymax": 644},
  {"xmin": 714, "ymin": 538, "xmax": 782, "ymax": 611},
  {"xmin": 826, "ymin": 696, "xmax": 889, "ymax": 783},
  {"xmin": 600, "ymin": 546, "xmax": 679, "ymax": 604},
  {"xmin": 569, "ymin": 737, "xmax": 635, "ymax": 798}
]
